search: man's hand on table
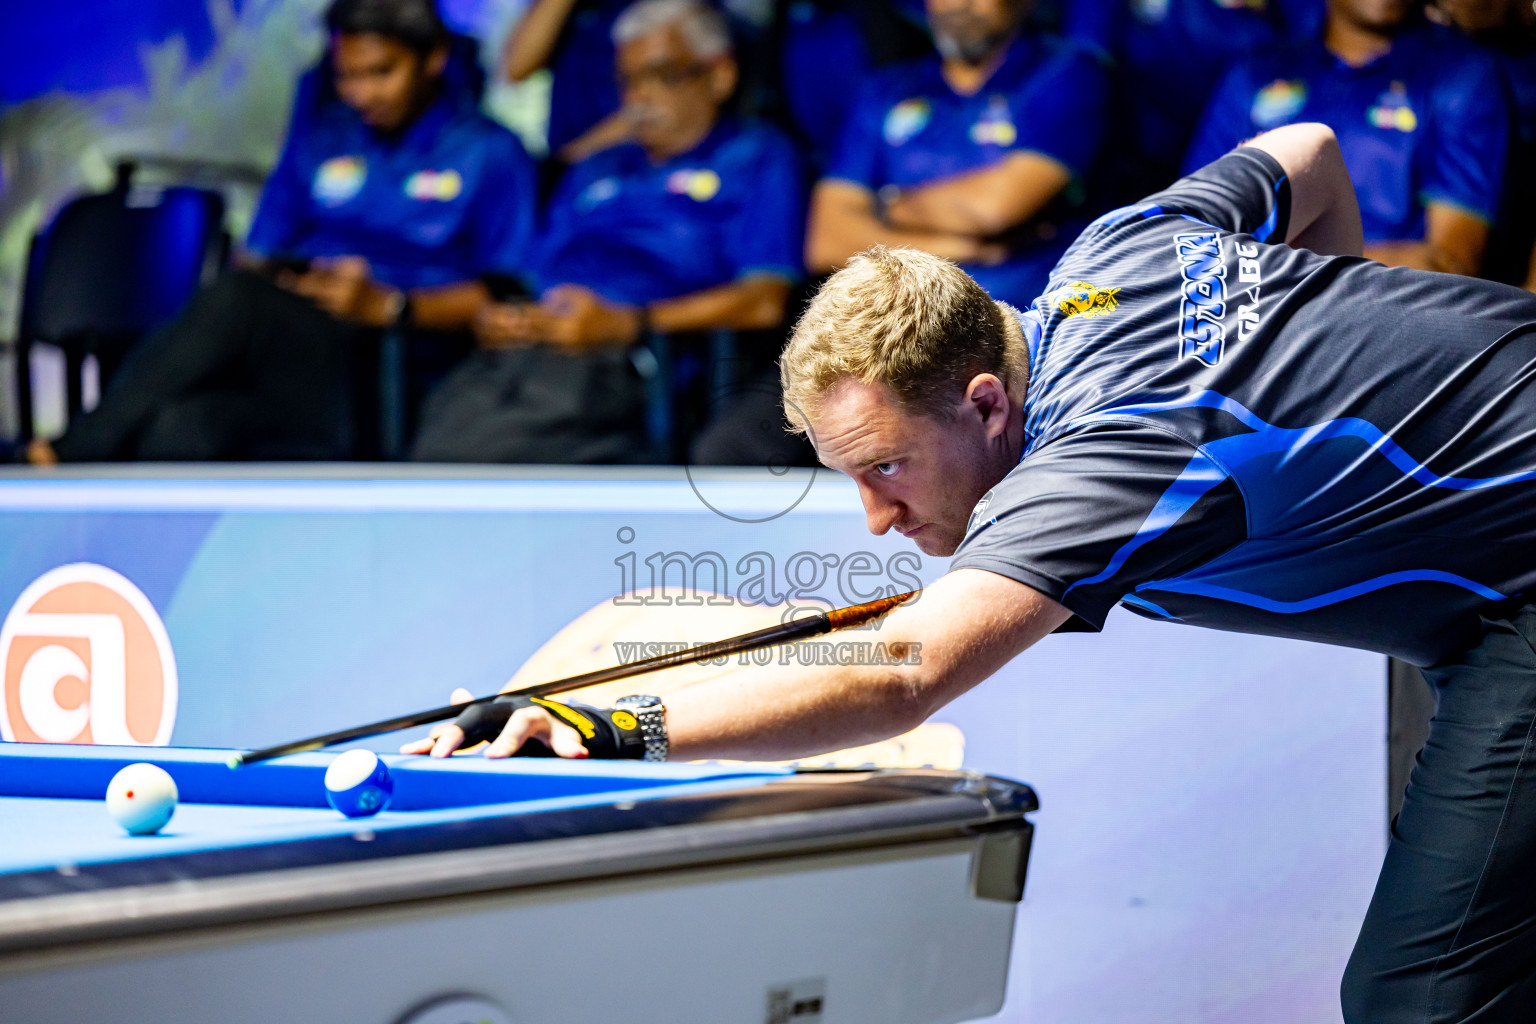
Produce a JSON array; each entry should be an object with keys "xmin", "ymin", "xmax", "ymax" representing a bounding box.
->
[{"xmin": 399, "ymin": 687, "xmax": 594, "ymax": 759}]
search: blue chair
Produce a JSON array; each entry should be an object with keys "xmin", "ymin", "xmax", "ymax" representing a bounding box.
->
[{"xmin": 14, "ymin": 163, "xmax": 227, "ymax": 442}]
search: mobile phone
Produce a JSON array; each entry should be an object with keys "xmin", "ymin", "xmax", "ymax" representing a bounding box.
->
[
  {"xmin": 264, "ymin": 254, "xmax": 312, "ymax": 276},
  {"xmin": 482, "ymin": 273, "xmax": 531, "ymax": 303}
]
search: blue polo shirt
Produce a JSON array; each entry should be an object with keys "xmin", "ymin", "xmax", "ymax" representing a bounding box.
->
[
  {"xmin": 824, "ymin": 32, "xmax": 1109, "ymax": 305},
  {"xmin": 247, "ymin": 84, "xmax": 537, "ymax": 292},
  {"xmin": 533, "ymin": 118, "xmax": 805, "ymax": 306},
  {"xmin": 1183, "ymin": 24, "xmax": 1510, "ymax": 241}
]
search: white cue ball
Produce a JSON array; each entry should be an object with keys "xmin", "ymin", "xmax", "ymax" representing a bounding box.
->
[{"xmin": 106, "ymin": 763, "xmax": 179, "ymax": 835}]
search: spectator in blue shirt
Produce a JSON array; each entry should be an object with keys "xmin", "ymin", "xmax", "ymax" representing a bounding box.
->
[
  {"xmin": 412, "ymin": 0, "xmax": 803, "ymax": 464},
  {"xmin": 1184, "ymin": 0, "xmax": 1511, "ymax": 276},
  {"xmin": 1433, "ymin": 0, "xmax": 1536, "ymax": 288},
  {"xmin": 29, "ymin": 0, "xmax": 536, "ymax": 465},
  {"xmin": 805, "ymin": 0, "xmax": 1109, "ymax": 307}
]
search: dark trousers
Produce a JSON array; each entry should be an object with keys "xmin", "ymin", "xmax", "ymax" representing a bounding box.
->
[
  {"xmin": 1343, "ymin": 603, "xmax": 1536, "ymax": 1022},
  {"xmin": 410, "ymin": 345, "xmax": 649, "ymax": 464},
  {"xmin": 52, "ymin": 271, "xmax": 363, "ymax": 461}
]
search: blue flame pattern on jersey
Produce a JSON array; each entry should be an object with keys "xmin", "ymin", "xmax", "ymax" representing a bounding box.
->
[{"xmin": 953, "ymin": 148, "xmax": 1536, "ymax": 666}]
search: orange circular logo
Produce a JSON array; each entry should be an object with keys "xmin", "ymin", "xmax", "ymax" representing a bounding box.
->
[{"xmin": 0, "ymin": 564, "xmax": 178, "ymax": 745}]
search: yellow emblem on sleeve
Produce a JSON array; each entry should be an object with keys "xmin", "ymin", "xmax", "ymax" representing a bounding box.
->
[
  {"xmin": 611, "ymin": 710, "xmax": 639, "ymax": 731},
  {"xmin": 1049, "ymin": 281, "xmax": 1121, "ymax": 318}
]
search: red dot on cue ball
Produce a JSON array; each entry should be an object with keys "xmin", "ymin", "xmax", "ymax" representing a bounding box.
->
[{"xmin": 126, "ymin": 791, "xmax": 134, "ymax": 798}]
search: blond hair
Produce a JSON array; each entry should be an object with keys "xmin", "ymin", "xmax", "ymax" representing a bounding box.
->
[{"xmin": 779, "ymin": 247, "xmax": 1029, "ymax": 433}]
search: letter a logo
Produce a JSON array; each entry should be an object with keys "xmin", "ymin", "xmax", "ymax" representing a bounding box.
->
[{"xmin": 0, "ymin": 564, "xmax": 178, "ymax": 745}]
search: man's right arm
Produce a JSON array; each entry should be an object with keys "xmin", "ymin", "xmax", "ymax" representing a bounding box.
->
[
  {"xmin": 409, "ymin": 568, "xmax": 1071, "ymax": 761},
  {"xmin": 1244, "ymin": 123, "xmax": 1363, "ymax": 258},
  {"xmin": 806, "ymin": 181, "xmax": 1003, "ymax": 272},
  {"xmin": 664, "ymin": 570, "xmax": 1069, "ymax": 760},
  {"xmin": 502, "ymin": 0, "xmax": 582, "ymax": 81}
]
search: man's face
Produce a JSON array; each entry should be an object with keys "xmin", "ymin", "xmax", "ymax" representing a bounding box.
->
[
  {"xmin": 810, "ymin": 377, "xmax": 1016, "ymax": 557},
  {"xmin": 1328, "ymin": 0, "xmax": 1411, "ymax": 34},
  {"xmin": 332, "ymin": 33, "xmax": 443, "ymax": 133},
  {"xmin": 616, "ymin": 25, "xmax": 736, "ymax": 156},
  {"xmin": 926, "ymin": 0, "xmax": 1027, "ymax": 64}
]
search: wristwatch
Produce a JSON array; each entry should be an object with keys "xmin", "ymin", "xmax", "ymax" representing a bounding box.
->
[{"xmin": 612, "ymin": 694, "xmax": 668, "ymax": 762}]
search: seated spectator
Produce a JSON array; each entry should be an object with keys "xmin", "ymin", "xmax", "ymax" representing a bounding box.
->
[
  {"xmin": 411, "ymin": 0, "xmax": 802, "ymax": 464},
  {"xmin": 1184, "ymin": 0, "xmax": 1510, "ymax": 276},
  {"xmin": 805, "ymin": 0, "xmax": 1109, "ymax": 307},
  {"xmin": 1078, "ymin": 0, "xmax": 1318, "ymax": 205},
  {"xmin": 1432, "ymin": 0, "xmax": 1536, "ymax": 288},
  {"xmin": 28, "ymin": 0, "xmax": 536, "ymax": 465}
]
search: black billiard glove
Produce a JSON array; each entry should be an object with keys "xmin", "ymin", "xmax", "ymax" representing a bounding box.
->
[{"xmin": 451, "ymin": 695, "xmax": 647, "ymax": 759}]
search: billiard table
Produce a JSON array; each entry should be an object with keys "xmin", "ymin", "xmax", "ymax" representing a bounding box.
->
[{"xmin": 0, "ymin": 743, "xmax": 1037, "ymax": 1024}]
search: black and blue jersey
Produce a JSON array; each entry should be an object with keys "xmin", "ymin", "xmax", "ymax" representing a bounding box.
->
[{"xmin": 950, "ymin": 148, "xmax": 1536, "ymax": 666}]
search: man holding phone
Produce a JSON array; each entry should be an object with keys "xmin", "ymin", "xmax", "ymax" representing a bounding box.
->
[{"xmin": 29, "ymin": 0, "xmax": 535, "ymax": 464}]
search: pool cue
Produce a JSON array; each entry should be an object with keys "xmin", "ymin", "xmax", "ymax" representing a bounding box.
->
[{"xmin": 229, "ymin": 589, "xmax": 920, "ymax": 768}]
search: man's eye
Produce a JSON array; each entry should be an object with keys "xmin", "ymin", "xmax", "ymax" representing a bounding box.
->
[{"xmin": 875, "ymin": 462, "xmax": 899, "ymax": 478}]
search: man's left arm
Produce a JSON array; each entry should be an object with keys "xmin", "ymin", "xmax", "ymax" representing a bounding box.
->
[
  {"xmin": 1362, "ymin": 204, "xmax": 1490, "ymax": 276},
  {"xmin": 1363, "ymin": 54, "xmax": 1509, "ymax": 276},
  {"xmin": 647, "ymin": 275, "xmax": 792, "ymax": 333},
  {"xmin": 480, "ymin": 274, "xmax": 793, "ymax": 351},
  {"xmin": 284, "ymin": 258, "xmax": 490, "ymax": 331}
]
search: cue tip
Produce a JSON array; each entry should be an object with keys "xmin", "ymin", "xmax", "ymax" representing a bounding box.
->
[{"xmin": 225, "ymin": 752, "xmax": 246, "ymax": 770}]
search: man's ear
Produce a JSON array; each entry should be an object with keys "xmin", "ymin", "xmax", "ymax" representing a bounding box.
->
[
  {"xmin": 964, "ymin": 374, "xmax": 1012, "ymax": 439},
  {"xmin": 425, "ymin": 43, "xmax": 450, "ymax": 79},
  {"xmin": 709, "ymin": 57, "xmax": 739, "ymax": 103}
]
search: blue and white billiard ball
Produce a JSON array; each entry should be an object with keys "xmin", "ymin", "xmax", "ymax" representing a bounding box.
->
[
  {"xmin": 106, "ymin": 763, "xmax": 179, "ymax": 835},
  {"xmin": 324, "ymin": 749, "xmax": 394, "ymax": 818}
]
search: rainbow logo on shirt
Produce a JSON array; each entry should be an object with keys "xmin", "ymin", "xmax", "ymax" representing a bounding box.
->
[
  {"xmin": 404, "ymin": 168, "xmax": 464, "ymax": 201},
  {"xmin": 969, "ymin": 96, "xmax": 1018, "ymax": 147},
  {"xmin": 1251, "ymin": 79, "xmax": 1307, "ymax": 128},
  {"xmin": 312, "ymin": 156, "xmax": 366, "ymax": 206},
  {"xmin": 578, "ymin": 177, "xmax": 621, "ymax": 211},
  {"xmin": 1367, "ymin": 82, "xmax": 1418, "ymax": 132},
  {"xmin": 665, "ymin": 169, "xmax": 721, "ymax": 202},
  {"xmin": 884, "ymin": 98, "xmax": 932, "ymax": 146}
]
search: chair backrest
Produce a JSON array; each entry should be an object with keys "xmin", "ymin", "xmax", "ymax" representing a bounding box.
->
[{"xmin": 21, "ymin": 182, "xmax": 226, "ymax": 345}]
